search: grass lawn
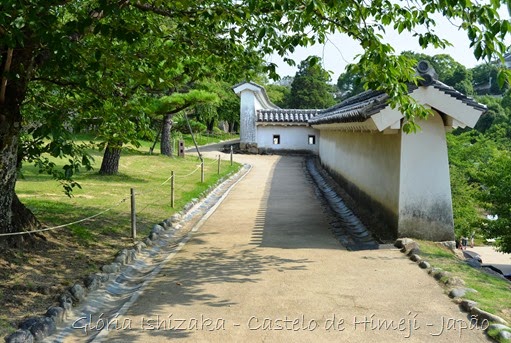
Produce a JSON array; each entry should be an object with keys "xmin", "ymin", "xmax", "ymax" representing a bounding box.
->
[
  {"xmin": 17, "ymin": 149, "xmax": 239, "ymax": 242},
  {"xmin": 0, "ymin": 138, "xmax": 241, "ymax": 338},
  {"xmin": 417, "ymin": 240, "xmax": 511, "ymax": 323}
]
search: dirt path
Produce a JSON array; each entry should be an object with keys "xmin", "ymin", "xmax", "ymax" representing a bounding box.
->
[
  {"xmin": 81, "ymin": 153, "xmax": 490, "ymax": 342},
  {"xmin": 469, "ymin": 246, "xmax": 511, "ymax": 265}
]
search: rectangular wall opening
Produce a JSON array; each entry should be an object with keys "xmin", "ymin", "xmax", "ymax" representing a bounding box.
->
[
  {"xmin": 308, "ymin": 135, "xmax": 316, "ymax": 145},
  {"xmin": 273, "ymin": 135, "xmax": 280, "ymax": 145}
]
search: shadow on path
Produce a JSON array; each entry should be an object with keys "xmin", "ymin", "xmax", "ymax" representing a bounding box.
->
[
  {"xmin": 109, "ymin": 240, "xmax": 312, "ymax": 341},
  {"xmin": 249, "ymin": 156, "xmax": 341, "ymax": 250}
]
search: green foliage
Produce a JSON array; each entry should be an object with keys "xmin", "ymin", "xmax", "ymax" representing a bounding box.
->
[
  {"xmin": 417, "ymin": 240, "xmax": 511, "ymax": 323},
  {"xmin": 20, "ymin": 83, "xmax": 95, "ymax": 195},
  {"xmin": 194, "ymin": 103, "xmax": 218, "ymax": 131},
  {"xmin": 242, "ymin": 0, "xmax": 509, "ymax": 126},
  {"xmin": 172, "ymin": 115, "xmax": 207, "ymax": 135},
  {"xmin": 219, "ymin": 96, "xmax": 241, "ymax": 132},
  {"xmin": 501, "ymin": 89, "xmax": 511, "ymax": 109},
  {"xmin": 265, "ymin": 84, "xmax": 290, "ymax": 108},
  {"xmin": 447, "ymin": 132, "xmax": 491, "ymax": 236},
  {"xmin": 478, "ymin": 152, "xmax": 511, "ymax": 253},
  {"xmin": 431, "ymin": 54, "xmax": 474, "ymax": 94},
  {"xmin": 474, "ymin": 95, "xmax": 507, "ymax": 133},
  {"xmin": 450, "ymin": 166, "xmax": 480, "ymax": 237},
  {"xmin": 153, "ymin": 90, "xmax": 219, "ymax": 115},
  {"xmin": 447, "ymin": 90, "xmax": 511, "ymax": 252},
  {"xmin": 337, "ymin": 68, "xmax": 365, "ymax": 99},
  {"xmin": 288, "ymin": 56, "xmax": 336, "ymax": 109},
  {"xmin": 472, "ymin": 63, "xmax": 507, "ymax": 95},
  {"xmin": 3, "ymin": 0, "xmax": 511, "ymax": 129},
  {"xmin": 3, "ymin": 0, "xmax": 262, "ymax": 189}
]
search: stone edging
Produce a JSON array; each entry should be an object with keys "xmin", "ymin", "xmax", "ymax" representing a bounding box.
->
[
  {"xmin": 4, "ymin": 164, "xmax": 249, "ymax": 343},
  {"xmin": 395, "ymin": 238, "xmax": 511, "ymax": 342}
]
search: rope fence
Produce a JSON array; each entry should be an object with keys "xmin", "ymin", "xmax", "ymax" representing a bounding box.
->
[
  {"xmin": 1, "ymin": 153, "xmax": 235, "ymax": 239},
  {"xmin": 175, "ymin": 164, "xmax": 202, "ymax": 178},
  {"xmin": 0, "ymin": 197, "xmax": 129, "ymax": 237}
]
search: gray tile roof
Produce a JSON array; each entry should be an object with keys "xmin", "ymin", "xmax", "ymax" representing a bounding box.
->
[
  {"xmin": 430, "ymin": 81, "xmax": 487, "ymax": 112},
  {"xmin": 308, "ymin": 81, "xmax": 486, "ymax": 126},
  {"xmin": 257, "ymin": 109, "xmax": 322, "ymax": 123},
  {"xmin": 308, "ymin": 90, "xmax": 388, "ymax": 125}
]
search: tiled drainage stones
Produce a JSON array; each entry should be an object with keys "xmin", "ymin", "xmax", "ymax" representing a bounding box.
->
[{"xmin": 305, "ymin": 158, "xmax": 379, "ymax": 251}]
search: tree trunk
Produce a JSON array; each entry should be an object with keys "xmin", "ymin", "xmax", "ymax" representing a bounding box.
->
[
  {"xmin": 8, "ymin": 193, "xmax": 43, "ymax": 246},
  {"xmin": 160, "ymin": 113, "xmax": 173, "ymax": 156},
  {"xmin": 207, "ymin": 118, "xmax": 215, "ymax": 132},
  {"xmin": 99, "ymin": 143, "xmax": 122, "ymax": 175},
  {"xmin": 149, "ymin": 129, "xmax": 161, "ymax": 155},
  {"xmin": 0, "ymin": 44, "xmax": 34, "ymax": 238},
  {"xmin": 0, "ymin": 132, "xmax": 20, "ymax": 236}
]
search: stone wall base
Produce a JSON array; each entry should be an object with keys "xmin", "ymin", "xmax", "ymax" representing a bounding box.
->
[{"xmin": 239, "ymin": 142, "xmax": 259, "ymax": 154}]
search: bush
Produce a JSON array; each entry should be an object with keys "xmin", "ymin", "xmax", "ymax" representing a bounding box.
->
[
  {"xmin": 172, "ymin": 117, "xmax": 207, "ymax": 134},
  {"xmin": 212, "ymin": 127, "xmax": 223, "ymax": 135}
]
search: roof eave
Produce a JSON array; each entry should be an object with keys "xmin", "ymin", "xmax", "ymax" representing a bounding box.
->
[{"xmin": 232, "ymin": 81, "xmax": 280, "ymax": 110}]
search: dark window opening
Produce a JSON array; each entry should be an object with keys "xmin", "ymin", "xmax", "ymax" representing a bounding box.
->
[
  {"xmin": 273, "ymin": 135, "xmax": 280, "ymax": 145},
  {"xmin": 308, "ymin": 135, "xmax": 316, "ymax": 145}
]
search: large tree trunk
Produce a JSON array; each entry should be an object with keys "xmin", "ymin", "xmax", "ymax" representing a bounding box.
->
[
  {"xmin": 99, "ymin": 143, "xmax": 122, "ymax": 175},
  {"xmin": 11, "ymin": 194, "xmax": 40, "ymax": 232},
  {"xmin": 0, "ymin": 132, "xmax": 21, "ymax": 236},
  {"xmin": 0, "ymin": 45, "xmax": 35, "ymax": 239},
  {"xmin": 7, "ymin": 193, "xmax": 43, "ymax": 247},
  {"xmin": 160, "ymin": 113, "xmax": 173, "ymax": 156}
]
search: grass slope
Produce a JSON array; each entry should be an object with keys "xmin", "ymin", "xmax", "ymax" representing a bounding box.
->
[
  {"xmin": 417, "ymin": 240, "xmax": 511, "ymax": 324},
  {"xmin": 0, "ymin": 140, "xmax": 240, "ymax": 338}
]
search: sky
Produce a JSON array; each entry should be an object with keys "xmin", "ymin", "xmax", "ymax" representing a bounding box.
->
[{"xmin": 267, "ymin": 9, "xmax": 510, "ymax": 82}]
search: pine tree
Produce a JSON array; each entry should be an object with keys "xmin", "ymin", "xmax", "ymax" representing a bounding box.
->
[{"xmin": 289, "ymin": 56, "xmax": 336, "ymax": 109}]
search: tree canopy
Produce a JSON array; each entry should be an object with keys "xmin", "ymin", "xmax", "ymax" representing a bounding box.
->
[
  {"xmin": 337, "ymin": 68, "xmax": 365, "ymax": 100},
  {"xmin": 447, "ymin": 82, "xmax": 511, "ymax": 253},
  {"xmin": 288, "ymin": 56, "xmax": 336, "ymax": 109}
]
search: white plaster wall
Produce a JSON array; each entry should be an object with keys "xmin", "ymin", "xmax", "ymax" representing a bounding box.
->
[
  {"xmin": 257, "ymin": 126, "xmax": 320, "ymax": 153},
  {"xmin": 239, "ymin": 91, "xmax": 257, "ymax": 144},
  {"xmin": 318, "ymin": 130, "xmax": 401, "ymax": 215},
  {"xmin": 398, "ymin": 113, "xmax": 454, "ymax": 240}
]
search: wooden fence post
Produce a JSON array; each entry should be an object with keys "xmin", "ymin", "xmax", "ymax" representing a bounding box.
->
[
  {"xmin": 230, "ymin": 146, "xmax": 233, "ymax": 166},
  {"xmin": 130, "ymin": 188, "xmax": 136, "ymax": 239},
  {"xmin": 170, "ymin": 171, "xmax": 175, "ymax": 208},
  {"xmin": 217, "ymin": 155, "xmax": 221, "ymax": 175}
]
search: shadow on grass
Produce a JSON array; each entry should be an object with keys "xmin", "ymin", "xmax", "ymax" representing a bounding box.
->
[
  {"xmin": 81, "ymin": 172, "xmax": 150, "ymax": 184},
  {"xmin": 18, "ymin": 168, "xmax": 150, "ymax": 184}
]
